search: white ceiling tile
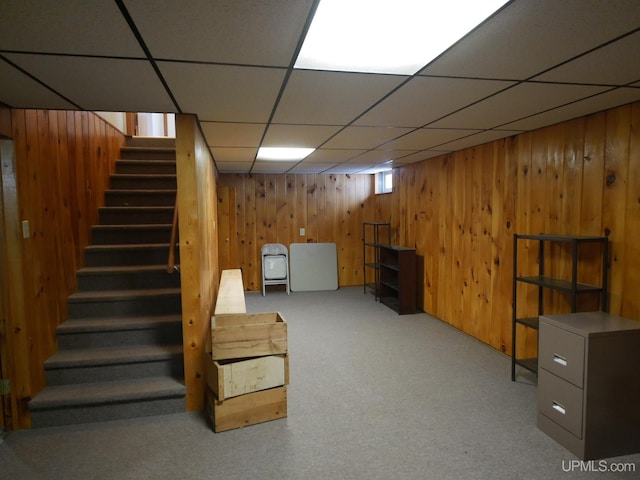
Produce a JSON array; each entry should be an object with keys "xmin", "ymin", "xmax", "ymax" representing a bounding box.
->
[
  {"xmin": 323, "ymin": 126, "xmax": 413, "ymax": 149},
  {"xmin": 384, "ymin": 128, "xmax": 482, "ymax": 150},
  {"xmin": 251, "ymin": 161, "xmax": 298, "ymax": 173},
  {"xmin": 201, "ymin": 122, "xmax": 265, "ymax": 147},
  {"xmin": 436, "ymin": 130, "xmax": 523, "ymax": 151},
  {"xmin": 325, "ymin": 165, "xmax": 373, "ymax": 174},
  {"xmin": 3, "ymin": 54, "xmax": 175, "ymax": 112},
  {"xmin": 355, "ymin": 77, "xmax": 514, "ymax": 127},
  {"xmin": 0, "ymin": 0, "xmax": 143, "ymax": 57},
  {"xmin": 501, "ymin": 88, "xmax": 640, "ymax": 130},
  {"xmin": 534, "ymin": 31, "xmax": 640, "ymax": 86},
  {"xmin": 421, "ymin": 0, "xmax": 640, "ymax": 79},
  {"xmin": 393, "ymin": 151, "xmax": 451, "ymax": 165},
  {"xmin": 216, "ymin": 162, "xmax": 252, "ymax": 173},
  {"xmin": 304, "ymin": 149, "xmax": 365, "ymax": 162},
  {"xmin": 430, "ymin": 83, "xmax": 609, "ymax": 129},
  {"xmin": 0, "ymin": 60, "xmax": 77, "ymax": 109},
  {"xmin": 349, "ymin": 150, "xmax": 415, "ymax": 164},
  {"xmin": 126, "ymin": 0, "xmax": 314, "ymax": 66},
  {"xmin": 159, "ymin": 62, "xmax": 286, "ymax": 122},
  {"xmin": 289, "ymin": 162, "xmax": 340, "ymax": 174},
  {"xmin": 272, "ymin": 70, "xmax": 406, "ymax": 125},
  {"xmin": 210, "ymin": 147, "xmax": 257, "ymax": 164},
  {"xmin": 262, "ymin": 124, "xmax": 342, "ymax": 148}
]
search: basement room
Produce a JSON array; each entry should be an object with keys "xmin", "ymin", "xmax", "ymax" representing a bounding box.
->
[{"xmin": 1, "ymin": 1, "xmax": 640, "ymax": 479}]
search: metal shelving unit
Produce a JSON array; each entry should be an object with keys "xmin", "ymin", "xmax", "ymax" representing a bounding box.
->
[
  {"xmin": 511, "ymin": 233, "xmax": 609, "ymax": 381},
  {"xmin": 363, "ymin": 222, "xmax": 390, "ymax": 300}
]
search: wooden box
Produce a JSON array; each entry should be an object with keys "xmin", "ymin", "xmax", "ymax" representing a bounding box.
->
[
  {"xmin": 205, "ymin": 386, "xmax": 287, "ymax": 432},
  {"xmin": 211, "ymin": 312, "xmax": 287, "ymax": 360},
  {"xmin": 206, "ymin": 354, "xmax": 289, "ymax": 401}
]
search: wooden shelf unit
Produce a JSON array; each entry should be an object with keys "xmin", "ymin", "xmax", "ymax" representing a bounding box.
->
[
  {"xmin": 379, "ymin": 245, "xmax": 416, "ymax": 315},
  {"xmin": 511, "ymin": 233, "xmax": 609, "ymax": 381}
]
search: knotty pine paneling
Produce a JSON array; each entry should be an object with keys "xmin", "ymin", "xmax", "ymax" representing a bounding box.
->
[
  {"xmin": 1, "ymin": 109, "xmax": 124, "ymax": 428},
  {"xmin": 389, "ymin": 101, "xmax": 640, "ymax": 358},
  {"xmin": 175, "ymin": 115, "xmax": 219, "ymax": 411},
  {"xmin": 217, "ymin": 173, "xmax": 377, "ymax": 291}
]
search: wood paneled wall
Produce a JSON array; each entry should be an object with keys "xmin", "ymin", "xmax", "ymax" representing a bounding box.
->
[
  {"xmin": 388, "ymin": 101, "xmax": 640, "ymax": 357},
  {"xmin": 175, "ymin": 115, "xmax": 219, "ymax": 411},
  {"xmin": 217, "ymin": 173, "xmax": 378, "ymax": 291},
  {"xmin": 0, "ymin": 109, "xmax": 124, "ymax": 428}
]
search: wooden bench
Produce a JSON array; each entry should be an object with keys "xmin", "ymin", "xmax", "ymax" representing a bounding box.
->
[{"xmin": 214, "ymin": 269, "xmax": 246, "ymax": 315}]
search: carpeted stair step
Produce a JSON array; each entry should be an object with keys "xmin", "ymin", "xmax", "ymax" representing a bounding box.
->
[
  {"xmin": 99, "ymin": 206, "xmax": 175, "ymax": 225},
  {"xmin": 84, "ymin": 243, "xmax": 179, "ymax": 267},
  {"xmin": 110, "ymin": 173, "xmax": 177, "ymax": 190},
  {"xmin": 120, "ymin": 146, "xmax": 176, "ymax": 160},
  {"xmin": 76, "ymin": 265, "xmax": 180, "ymax": 291},
  {"xmin": 91, "ymin": 224, "xmax": 173, "ymax": 245},
  {"xmin": 115, "ymin": 159, "xmax": 176, "ymax": 175},
  {"xmin": 68, "ymin": 288, "xmax": 181, "ymax": 318},
  {"xmin": 105, "ymin": 189, "xmax": 176, "ymax": 207},
  {"xmin": 125, "ymin": 136, "xmax": 176, "ymax": 149},
  {"xmin": 44, "ymin": 344, "xmax": 184, "ymax": 385},
  {"xmin": 28, "ymin": 376, "xmax": 186, "ymax": 428},
  {"xmin": 56, "ymin": 314, "xmax": 182, "ymax": 349}
]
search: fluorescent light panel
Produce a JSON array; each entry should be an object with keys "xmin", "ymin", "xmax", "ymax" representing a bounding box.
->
[
  {"xmin": 257, "ymin": 147, "xmax": 315, "ymax": 161},
  {"xmin": 295, "ymin": 0, "xmax": 509, "ymax": 75}
]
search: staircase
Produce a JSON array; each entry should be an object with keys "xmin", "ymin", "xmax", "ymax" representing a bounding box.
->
[{"xmin": 29, "ymin": 137, "xmax": 186, "ymax": 428}]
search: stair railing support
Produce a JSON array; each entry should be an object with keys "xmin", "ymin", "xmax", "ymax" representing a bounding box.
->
[{"xmin": 167, "ymin": 194, "xmax": 179, "ymax": 273}]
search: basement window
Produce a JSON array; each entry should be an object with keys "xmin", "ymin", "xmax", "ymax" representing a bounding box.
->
[{"xmin": 376, "ymin": 171, "xmax": 393, "ymax": 194}]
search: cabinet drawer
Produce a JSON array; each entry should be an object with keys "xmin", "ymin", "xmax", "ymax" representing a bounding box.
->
[
  {"xmin": 539, "ymin": 320, "xmax": 585, "ymax": 387},
  {"xmin": 538, "ymin": 369, "xmax": 584, "ymax": 438}
]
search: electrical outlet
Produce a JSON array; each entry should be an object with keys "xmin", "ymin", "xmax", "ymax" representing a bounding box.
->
[{"xmin": 300, "ymin": 227, "xmax": 305, "ymax": 236}]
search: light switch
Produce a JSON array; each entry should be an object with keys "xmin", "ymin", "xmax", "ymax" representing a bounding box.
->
[
  {"xmin": 22, "ymin": 220, "xmax": 30, "ymax": 239},
  {"xmin": 300, "ymin": 228, "xmax": 305, "ymax": 236}
]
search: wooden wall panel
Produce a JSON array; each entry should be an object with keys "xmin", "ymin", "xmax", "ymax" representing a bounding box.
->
[
  {"xmin": 175, "ymin": 115, "xmax": 219, "ymax": 412},
  {"xmin": 387, "ymin": 101, "xmax": 640, "ymax": 357},
  {"xmin": 1, "ymin": 109, "xmax": 124, "ymax": 428},
  {"xmin": 217, "ymin": 173, "xmax": 377, "ymax": 290}
]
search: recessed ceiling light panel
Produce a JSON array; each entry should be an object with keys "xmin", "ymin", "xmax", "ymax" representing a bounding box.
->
[
  {"xmin": 295, "ymin": 0, "xmax": 509, "ymax": 75},
  {"xmin": 257, "ymin": 147, "xmax": 316, "ymax": 161}
]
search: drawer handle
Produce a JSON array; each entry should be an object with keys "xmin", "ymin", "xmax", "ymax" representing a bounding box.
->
[
  {"xmin": 553, "ymin": 354, "xmax": 567, "ymax": 367},
  {"xmin": 552, "ymin": 401, "xmax": 566, "ymax": 415}
]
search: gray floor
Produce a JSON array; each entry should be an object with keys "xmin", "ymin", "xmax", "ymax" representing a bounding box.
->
[{"xmin": 1, "ymin": 287, "xmax": 639, "ymax": 479}]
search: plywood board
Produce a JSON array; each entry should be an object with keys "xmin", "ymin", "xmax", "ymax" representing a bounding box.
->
[
  {"xmin": 289, "ymin": 242, "xmax": 338, "ymax": 291},
  {"xmin": 214, "ymin": 269, "xmax": 246, "ymax": 315}
]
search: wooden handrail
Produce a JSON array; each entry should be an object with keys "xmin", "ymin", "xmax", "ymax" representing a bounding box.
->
[{"xmin": 167, "ymin": 193, "xmax": 179, "ymax": 273}]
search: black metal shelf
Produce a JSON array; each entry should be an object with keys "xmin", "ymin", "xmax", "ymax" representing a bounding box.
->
[
  {"xmin": 363, "ymin": 222, "xmax": 391, "ymax": 299},
  {"xmin": 511, "ymin": 233, "xmax": 609, "ymax": 381}
]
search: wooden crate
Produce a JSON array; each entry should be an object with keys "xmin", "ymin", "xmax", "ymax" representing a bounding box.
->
[
  {"xmin": 206, "ymin": 354, "xmax": 289, "ymax": 401},
  {"xmin": 205, "ymin": 386, "xmax": 287, "ymax": 433},
  {"xmin": 211, "ymin": 312, "xmax": 287, "ymax": 360}
]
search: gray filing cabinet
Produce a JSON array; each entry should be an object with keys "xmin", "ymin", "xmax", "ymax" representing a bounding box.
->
[{"xmin": 537, "ymin": 312, "xmax": 640, "ymax": 460}]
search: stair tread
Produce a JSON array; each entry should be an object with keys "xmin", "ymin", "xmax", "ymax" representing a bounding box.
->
[
  {"xmin": 106, "ymin": 189, "xmax": 176, "ymax": 193},
  {"xmin": 121, "ymin": 146, "xmax": 176, "ymax": 153},
  {"xmin": 92, "ymin": 224, "xmax": 172, "ymax": 229},
  {"xmin": 111, "ymin": 173, "xmax": 176, "ymax": 178},
  {"xmin": 57, "ymin": 314, "xmax": 181, "ymax": 334},
  {"xmin": 45, "ymin": 344, "xmax": 183, "ymax": 368},
  {"xmin": 99, "ymin": 206, "xmax": 174, "ymax": 211},
  {"xmin": 69, "ymin": 287, "xmax": 180, "ymax": 303},
  {"xmin": 77, "ymin": 264, "xmax": 173, "ymax": 275},
  {"xmin": 117, "ymin": 159, "xmax": 176, "ymax": 164},
  {"xmin": 29, "ymin": 377, "xmax": 185, "ymax": 409},
  {"xmin": 85, "ymin": 243, "xmax": 172, "ymax": 251}
]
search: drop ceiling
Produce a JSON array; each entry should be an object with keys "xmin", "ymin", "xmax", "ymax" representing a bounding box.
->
[{"xmin": 1, "ymin": 0, "xmax": 639, "ymax": 174}]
